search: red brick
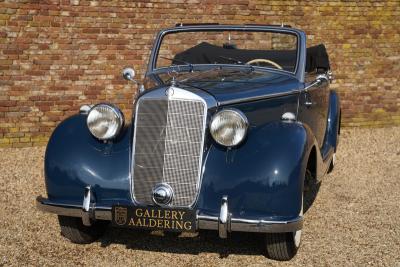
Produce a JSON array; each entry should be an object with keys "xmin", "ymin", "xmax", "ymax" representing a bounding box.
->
[
  {"xmin": 25, "ymin": 70, "xmax": 46, "ymax": 76},
  {"xmin": 16, "ymin": 15, "xmax": 33, "ymax": 21},
  {"xmin": 3, "ymin": 49, "xmax": 24, "ymax": 55},
  {"xmin": 82, "ymin": 28, "xmax": 101, "ymax": 34},
  {"xmin": 0, "ymin": 101, "xmax": 16, "ymax": 107},
  {"xmin": 33, "ymin": 60, "xmax": 53, "ymax": 65},
  {"xmin": 0, "ymin": 0, "xmax": 399, "ymax": 147}
]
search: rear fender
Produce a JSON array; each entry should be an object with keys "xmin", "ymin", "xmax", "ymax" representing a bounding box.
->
[{"xmin": 323, "ymin": 90, "xmax": 341, "ymax": 153}]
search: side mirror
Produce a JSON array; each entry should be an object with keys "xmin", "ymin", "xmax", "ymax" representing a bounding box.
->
[
  {"xmin": 122, "ymin": 67, "xmax": 145, "ymax": 93},
  {"xmin": 305, "ymin": 73, "xmax": 329, "ymax": 91},
  {"xmin": 122, "ymin": 67, "xmax": 135, "ymax": 81},
  {"xmin": 316, "ymin": 73, "xmax": 329, "ymax": 83}
]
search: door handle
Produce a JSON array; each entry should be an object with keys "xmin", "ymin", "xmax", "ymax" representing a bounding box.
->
[
  {"xmin": 304, "ymin": 93, "xmax": 314, "ymax": 107},
  {"xmin": 305, "ymin": 100, "xmax": 313, "ymax": 107}
]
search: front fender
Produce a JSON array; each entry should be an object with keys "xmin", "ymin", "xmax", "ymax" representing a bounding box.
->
[
  {"xmin": 44, "ymin": 114, "xmax": 132, "ymax": 206},
  {"xmin": 196, "ymin": 121, "xmax": 314, "ymax": 220}
]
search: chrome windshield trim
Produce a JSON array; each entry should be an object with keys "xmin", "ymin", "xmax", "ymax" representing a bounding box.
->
[
  {"xmin": 147, "ymin": 25, "xmax": 306, "ymax": 82},
  {"xmin": 148, "ymin": 64, "xmax": 298, "ymax": 79}
]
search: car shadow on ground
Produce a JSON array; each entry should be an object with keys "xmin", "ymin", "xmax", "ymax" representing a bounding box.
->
[
  {"xmin": 99, "ymin": 228, "xmax": 263, "ymax": 257},
  {"xmin": 98, "ymin": 180, "xmax": 321, "ymax": 257}
]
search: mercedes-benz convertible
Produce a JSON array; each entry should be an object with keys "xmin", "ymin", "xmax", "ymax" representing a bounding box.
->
[{"xmin": 36, "ymin": 24, "xmax": 340, "ymax": 261}]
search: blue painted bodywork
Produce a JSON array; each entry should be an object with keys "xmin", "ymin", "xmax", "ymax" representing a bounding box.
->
[
  {"xmin": 197, "ymin": 121, "xmax": 313, "ymax": 220},
  {"xmin": 45, "ymin": 115, "xmax": 132, "ymax": 207},
  {"xmin": 43, "ymin": 25, "xmax": 340, "ymax": 224}
]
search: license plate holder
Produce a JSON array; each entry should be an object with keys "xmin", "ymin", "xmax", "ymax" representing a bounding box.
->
[{"xmin": 112, "ymin": 205, "xmax": 197, "ymax": 232}]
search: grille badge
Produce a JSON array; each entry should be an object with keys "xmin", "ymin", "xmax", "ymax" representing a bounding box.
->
[
  {"xmin": 165, "ymin": 87, "xmax": 174, "ymax": 97},
  {"xmin": 152, "ymin": 183, "xmax": 174, "ymax": 205}
]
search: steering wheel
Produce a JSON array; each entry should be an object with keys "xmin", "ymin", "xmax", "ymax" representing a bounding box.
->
[{"xmin": 246, "ymin": 59, "xmax": 283, "ymax": 70}]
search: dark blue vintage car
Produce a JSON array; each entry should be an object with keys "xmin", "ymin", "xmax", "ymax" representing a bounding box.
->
[{"xmin": 37, "ymin": 24, "xmax": 340, "ymax": 261}]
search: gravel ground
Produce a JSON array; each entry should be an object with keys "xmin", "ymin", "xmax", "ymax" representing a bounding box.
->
[{"xmin": 0, "ymin": 127, "xmax": 399, "ymax": 266}]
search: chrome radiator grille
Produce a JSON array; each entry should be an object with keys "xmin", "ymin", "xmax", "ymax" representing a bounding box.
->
[{"xmin": 132, "ymin": 91, "xmax": 206, "ymax": 207}]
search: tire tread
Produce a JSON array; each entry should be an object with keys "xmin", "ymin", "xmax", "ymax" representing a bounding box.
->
[
  {"xmin": 58, "ymin": 216, "xmax": 108, "ymax": 244},
  {"xmin": 265, "ymin": 233, "xmax": 297, "ymax": 261}
]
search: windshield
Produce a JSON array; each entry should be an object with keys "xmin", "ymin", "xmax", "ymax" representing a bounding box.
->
[{"xmin": 155, "ymin": 30, "xmax": 298, "ymax": 73}]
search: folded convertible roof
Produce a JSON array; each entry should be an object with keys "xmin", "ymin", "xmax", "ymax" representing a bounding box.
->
[{"xmin": 175, "ymin": 23, "xmax": 219, "ymax": 27}]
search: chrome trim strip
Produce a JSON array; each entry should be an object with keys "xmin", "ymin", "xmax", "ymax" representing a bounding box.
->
[
  {"xmin": 218, "ymin": 90, "xmax": 300, "ymax": 106},
  {"xmin": 197, "ymin": 215, "xmax": 303, "ymax": 233},
  {"xmin": 36, "ymin": 196, "xmax": 112, "ymax": 221},
  {"xmin": 229, "ymin": 217, "xmax": 303, "ymax": 233},
  {"xmin": 36, "ymin": 197, "xmax": 303, "ymax": 233}
]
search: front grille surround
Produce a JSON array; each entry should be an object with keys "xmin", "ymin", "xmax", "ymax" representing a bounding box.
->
[{"xmin": 131, "ymin": 87, "xmax": 208, "ymax": 207}]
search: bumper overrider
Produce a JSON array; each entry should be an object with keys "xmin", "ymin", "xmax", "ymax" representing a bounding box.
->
[{"xmin": 36, "ymin": 192, "xmax": 302, "ymax": 238}]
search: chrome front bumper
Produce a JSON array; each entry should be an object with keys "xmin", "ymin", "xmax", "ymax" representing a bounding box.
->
[{"xmin": 36, "ymin": 195, "xmax": 303, "ymax": 238}]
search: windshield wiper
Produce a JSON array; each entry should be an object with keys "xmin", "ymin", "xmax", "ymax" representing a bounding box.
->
[
  {"xmin": 218, "ymin": 55, "xmax": 245, "ymax": 64},
  {"xmin": 217, "ymin": 55, "xmax": 254, "ymax": 72},
  {"xmin": 159, "ymin": 56, "xmax": 193, "ymax": 72}
]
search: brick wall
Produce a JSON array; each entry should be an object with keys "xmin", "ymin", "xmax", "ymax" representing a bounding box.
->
[{"xmin": 0, "ymin": 0, "xmax": 399, "ymax": 148}]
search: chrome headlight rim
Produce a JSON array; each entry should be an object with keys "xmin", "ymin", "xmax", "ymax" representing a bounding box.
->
[
  {"xmin": 86, "ymin": 103, "xmax": 124, "ymax": 141},
  {"xmin": 210, "ymin": 108, "xmax": 249, "ymax": 147}
]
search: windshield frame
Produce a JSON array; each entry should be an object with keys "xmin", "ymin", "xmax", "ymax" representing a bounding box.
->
[{"xmin": 146, "ymin": 25, "xmax": 306, "ymax": 82}]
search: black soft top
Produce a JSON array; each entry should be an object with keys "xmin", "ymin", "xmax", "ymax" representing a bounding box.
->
[
  {"xmin": 305, "ymin": 44, "xmax": 330, "ymax": 72},
  {"xmin": 173, "ymin": 42, "xmax": 330, "ymax": 73}
]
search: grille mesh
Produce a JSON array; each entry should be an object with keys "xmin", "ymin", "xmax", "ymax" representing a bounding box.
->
[{"xmin": 132, "ymin": 97, "xmax": 205, "ymax": 206}]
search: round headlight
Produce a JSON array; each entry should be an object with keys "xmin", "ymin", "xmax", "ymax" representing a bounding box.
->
[
  {"xmin": 87, "ymin": 104, "xmax": 124, "ymax": 140},
  {"xmin": 210, "ymin": 108, "xmax": 248, "ymax": 147}
]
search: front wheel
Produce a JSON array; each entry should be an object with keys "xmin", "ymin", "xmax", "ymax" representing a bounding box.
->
[
  {"xmin": 264, "ymin": 231, "xmax": 301, "ymax": 261},
  {"xmin": 58, "ymin": 216, "xmax": 109, "ymax": 244},
  {"xmin": 264, "ymin": 211, "xmax": 302, "ymax": 261},
  {"xmin": 264, "ymin": 171, "xmax": 306, "ymax": 261}
]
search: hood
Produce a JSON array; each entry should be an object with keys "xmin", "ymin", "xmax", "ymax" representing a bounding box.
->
[{"xmin": 176, "ymin": 68, "xmax": 303, "ymax": 105}]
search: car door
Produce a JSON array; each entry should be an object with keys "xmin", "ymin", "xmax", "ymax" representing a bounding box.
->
[{"xmin": 298, "ymin": 74, "xmax": 329, "ymax": 149}]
